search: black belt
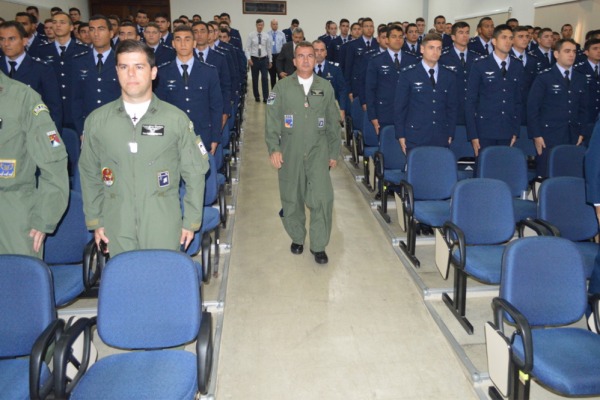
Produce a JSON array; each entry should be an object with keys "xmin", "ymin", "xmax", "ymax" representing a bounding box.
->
[{"xmin": 251, "ymin": 56, "xmax": 267, "ymax": 60}]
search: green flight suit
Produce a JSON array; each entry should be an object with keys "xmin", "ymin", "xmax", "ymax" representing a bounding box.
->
[
  {"xmin": 265, "ymin": 73, "xmax": 341, "ymax": 252},
  {"xmin": 0, "ymin": 71, "xmax": 69, "ymax": 257},
  {"xmin": 79, "ymin": 95, "xmax": 209, "ymax": 256}
]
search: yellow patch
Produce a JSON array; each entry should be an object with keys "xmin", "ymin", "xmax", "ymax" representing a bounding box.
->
[{"xmin": 32, "ymin": 104, "xmax": 49, "ymax": 116}]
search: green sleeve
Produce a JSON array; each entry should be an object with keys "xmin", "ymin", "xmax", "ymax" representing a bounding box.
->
[
  {"xmin": 25, "ymin": 96, "xmax": 69, "ymax": 233},
  {"xmin": 78, "ymin": 115, "xmax": 104, "ymax": 230},
  {"xmin": 179, "ymin": 118, "xmax": 209, "ymax": 232},
  {"xmin": 325, "ymin": 86, "xmax": 341, "ymax": 161},
  {"xmin": 265, "ymin": 85, "xmax": 283, "ymax": 155}
]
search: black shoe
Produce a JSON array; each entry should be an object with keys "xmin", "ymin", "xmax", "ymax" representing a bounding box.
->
[
  {"xmin": 291, "ymin": 243, "xmax": 304, "ymax": 255},
  {"xmin": 255, "ymin": 98, "xmax": 260, "ymax": 102},
  {"xmin": 262, "ymin": 99, "xmax": 267, "ymax": 103},
  {"xmin": 310, "ymin": 250, "xmax": 328, "ymax": 264}
]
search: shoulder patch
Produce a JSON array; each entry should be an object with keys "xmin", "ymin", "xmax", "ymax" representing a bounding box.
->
[
  {"xmin": 441, "ymin": 64, "xmax": 457, "ymax": 73},
  {"xmin": 32, "ymin": 104, "xmax": 49, "ymax": 116},
  {"xmin": 401, "ymin": 64, "xmax": 416, "ymax": 72},
  {"xmin": 509, "ymin": 54, "xmax": 520, "ymax": 62},
  {"xmin": 539, "ymin": 67, "xmax": 553, "ymax": 74},
  {"xmin": 473, "ymin": 56, "xmax": 488, "ymax": 63},
  {"xmin": 159, "ymin": 60, "xmax": 173, "ymax": 69},
  {"xmin": 469, "ymin": 37, "xmax": 478, "ymax": 42},
  {"xmin": 73, "ymin": 51, "xmax": 88, "ymax": 59},
  {"xmin": 327, "ymin": 61, "xmax": 339, "ymax": 67},
  {"xmin": 267, "ymin": 91, "xmax": 276, "ymax": 105},
  {"xmin": 441, "ymin": 49, "xmax": 450, "ymax": 56},
  {"xmin": 32, "ymin": 57, "xmax": 48, "ymax": 65}
]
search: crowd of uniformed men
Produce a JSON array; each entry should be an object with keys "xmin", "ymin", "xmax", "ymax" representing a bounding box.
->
[{"xmin": 0, "ymin": 7, "xmax": 599, "ymax": 257}]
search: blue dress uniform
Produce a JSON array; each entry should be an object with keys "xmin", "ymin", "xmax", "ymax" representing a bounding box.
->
[
  {"xmin": 530, "ymin": 46, "xmax": 555, "ymax": 70},
  {"xmin": 394, "ymin": 62, "xmax": 458, "ymax": 149},
  {"xmin": 153, "ymin": 44, "xmax": 176, "ymax": 67},
  {"xmin": 0, "ymin": 54, "xmax": 62, "ymax": 128},
  {"xmin": 216, "ymin": 44, "xmax": 241, "ymax": 103},
  {"xmin": 317, "ymin": 61, "xmax": 348, "ymax": 111},
  {"xmin": 402, "ymin": 41, "xmax": 420, "ymax": 55},
  {"xmin": 528, "ymin": 65, "xmax": 589, "ymax": 176},
  {"xmin": 510, "ymin": 49, "xmax": 543, "ymax": 125},
  {"xmin": 441, "ymin": 34, "xmax": 453, "ymax": 50},
  {"xmin": 26, "ymin": 34, "xmax": 48, "ymax": 59},
  {"xmin": 344, "ymin": 37, "xmax": 378, "ymax": 99},
  {"xmin": 71, "ymin": 49, "xmax": 120, "ymax": 135},
  {"xmin": 229, "ymin": 28, "xmax": 243, "ymax": 49},
  {"xmin": 155, "ymin": 59, "xmax": 223, "ymax": 148},
  {"xmin": 216, "ymin": 40, "xmax": 246, "ymax": 92},
  {"xmin": 160, "ymin": 32, "xmax": 173, "ymax": 48},
  {"xmin": 365, "ymin": 50, "xmax": 420, "ymax": 127},
  {"xmin": 440, "ymin": 48, "xmax": 478, "ymax": 125},
  {"xmin": 468, "ymin": 36, "xmax": 494, "ymax": 57},
  {"xmin": 326, "ymin": 36, "xmax": 350, "ymax": 63},
  {"xmin": 575, "ymin": 60, "xmax": 600, "ymax": 133},
  {"xmin": 37, "ymin": 41, "xmax": 90, "ymax": 128},
  {"xmin": 198, "ymin": 48, "xmax": 232, "ymax": 117},
  {"xmin": 337, "ymin": 39, "xmax": 353, "ymax": 73},
  {"xmin": 283, "ymin": 28, "xmax": 293, "ymax": 42},
  {"xmin": 465, "ymin": 54, "xmax": 524, "ymax": 147}
]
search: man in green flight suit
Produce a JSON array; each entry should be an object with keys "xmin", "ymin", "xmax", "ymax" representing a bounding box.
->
[
  {"xmin": 0, "ymin": 70, "xmax": 69, "ymax": 257},
  {"xmin": 79, "ymin": 40, "xmax": 209, "ymax": 256},
  {"xmin": 265, "ymin": 41, "xmax": 341, "ymax": 264}
]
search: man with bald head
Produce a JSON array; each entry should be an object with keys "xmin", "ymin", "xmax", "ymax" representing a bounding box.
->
[{"xmin": 267, "ymin": 18, "xmax": 286, "ymax": 88}]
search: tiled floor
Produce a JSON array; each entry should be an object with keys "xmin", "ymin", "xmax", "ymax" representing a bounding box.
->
[{"xmin": 215, "ymin": 99, "xmax": 477, "ymax": 399}]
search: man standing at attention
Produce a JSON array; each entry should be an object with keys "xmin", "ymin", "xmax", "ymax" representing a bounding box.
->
[
  {"xmin": 265, "ymin": 42, "xmax": 341, "ymax": 264},
  {"xmin": 79, "ymin": 40, "xmax": 209, "ymax": 256},
  {"xmin": 246, "ymin": 18, "xmax": 272, "ymax": 102}
]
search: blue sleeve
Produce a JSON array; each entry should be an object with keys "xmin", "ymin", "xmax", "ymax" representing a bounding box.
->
[
  {"xmin": 527, "ymin": 75, "xmax": 544, "ymax": 139},
  {"xmin": 465, "ymin": 63, "xmax": 480, "ymax": 140},
  {"xmin": 365, "ymin": 59, "xmax": 378, "ymax": 121},
  {"xmin": 40, "ymin": 64, "xmax": 63, "ymax": 129},
  {"xmin": 209, "ymin": 69, "xmax": 224, "ymax": 144},
  {"xmin": 70, "ymin": 59, "xmax": 84, "ymax": 135},
  {"xmin": 394, "ymin": 72, "xmax": 410, "ymax": 139},
  {"xmin": 446, "ymin": 73, "xmax": 458, "ymax": 139}
]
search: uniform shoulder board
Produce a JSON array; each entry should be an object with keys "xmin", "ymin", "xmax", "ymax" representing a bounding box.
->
[
  {"xmin": 441, "ymin": 48, "xmax": 450, "ymax": 56},
  {"xmin": 73, "ymin": 50, "xmax": 89, "ymax": 59},
  {"xmin": 213, "ymin": 48, "xmax": 226, "ymax": 56},
  {"xmin": 526, "ymin": 50, "xmax": 538, "ymax": 58},
  {"xmin": 441, "ymin": 64, "xmax": 457, "ymax": 73},
  {"xmin": 401, "ymin": 64, "xmax": 416, "ymax": 72},
  {"xmin": 473, "ymin": 55, "xmax": 488, "ymax": 63},
  {"xmin": 31, "ymin": 57, "xmax": 48, "ymax": 65},
  {"xmin": 468, "ymin": 49, "xmax": 480, "ymax": 57},
  {"xmin": 538, "ymin": 67, "xmax": 553, "ymax": 75},
  {"xmin": 574, "ymin": 60, "xmax": 586, "ymax": 68},
  {"xmin": 200, "ymin": 61, "xmax": 217, "ymax": 69},
  {"xmin": 509, "ymin": 54, "xmax": 521, "ymax": 62},
  {"xmin": 469, "ymin": 37, "xmax": 478, "ymax": 43},
  {"xmin": 160, "ymin": 43, "xmax": 174, "ymax": 50},
  {"xmin": 327, "ymin": 61, "xmax": 339, "ymax": 67},
  {"xmin": 158, "ymin": 60, "xmax": 173, "ymax": 69}
]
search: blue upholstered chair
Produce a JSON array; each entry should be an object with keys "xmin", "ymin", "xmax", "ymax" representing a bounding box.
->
[
  {"xmin": 486, "ymin": 237, "xmax": 600, "ymax": 400},
  {"xmin": 360, "ymin": 116, "xmax": 380, "ymax": 191},
  {"xmin": 477, "ymin": 146, "xmax": 536, "ymax": 223},
  {"xmin": 374, "ymin": 126, "xmax": 406, "ymax": 223},
  {"xmin": 449, "ymin": 125, "xmax": 475, "ymax": 180},
  {"xmin": 441, "ymin": 178, "xmax": 515, "ymax": 334},
  {"xmin": 548, "ymin": 144, "xmax": 586, "ymax": 178},
  {"xmin": 0, "ymin": 255, "xmax": 64, "ymax": 400},
  {"xmin": 53, "ymin": 250, "xmax": 213, "ymax": 399},
  {"xmin": 399, "ymin": 147, "xmax": 457, "ymax": 267},
  {"xmin": 44, "ymin": 190, "xmax": 102, "ymax": 306},
  {"xmin": 350, "ymin": 98, "xmax": 365, "ymax": 166}
]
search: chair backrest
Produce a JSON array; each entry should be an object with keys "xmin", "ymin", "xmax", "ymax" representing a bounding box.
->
[
  {"xmin": 362, "ymin": 117, "xmax": 379, "ymax": 148},
  {"xmin": 548, "ymin": 144, "xmax": 586, "ymax": 178},
  {"xmin": 449, "ymin": 125, "xmax": 475, "ymax": 160},
  {"xmin": 501, "ymin": 237, "xmax": 586, "ymax": 327},
  {"xmin": 350, "ymin": 98, "xmax": 364, "ymax": 133},
  {"xmin": 379, "ymin": 126, "xmax": 406, "ymax": 170},
  {"xmin": 0, "ymin": 255, "xmax": 55, "ymax": 357},
  {"xmin": 451, "ymin": 178, "xmax": 515, "ymax": 245},
  {"xmin": 407, "ymin": 146, "xmax": 457, "ymax": 200},
  {"xmin": 97, "ymin": 250, "xmax": 201, "ymax": 349},
  {"xmin": 538, "ymin": 177, "xmax": 598, "ymax": 241},
  {"xmin": 61, "ymin": 128, "xmax": 81, "ymax": 176},
  {"xmin": 477, "ymin": 146, "xmax": 528, "ymax": 197},
  {"xmin": 204, "ymin": 153, "xmax": 218, "ymax": 206},
  {"xmin": 44, "ymin": 191, "xmax": 92, "ymax": 264},
  {"xmin": 514, "ymin": 125, "xmax": 537, "ymax": 157}
]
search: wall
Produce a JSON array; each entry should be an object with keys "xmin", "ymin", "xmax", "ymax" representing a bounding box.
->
[
  {"xmin": 171, "ymin": 0, "xmax": 425, "ymax": 45},
  {"xmin": 0, "ymin": 0, "xmax": 90, "ymax": 21}
]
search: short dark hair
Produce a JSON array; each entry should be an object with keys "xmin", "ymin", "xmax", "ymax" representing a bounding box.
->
[
  {"xmin": 220, "ymin": 12, "xmax": 231, "ymax": 19},
  {"xmin": 538, "ymin": 27, "xmax": 553, "ymax": 37},
  {"xmin": 69, "ymin": 7, "xmax": 81, "ymax": 14},
  {"xmin": 406, "ymin": 23, "xmax": 417, "ymax": 32},
  {"xmin": 44, "ymin": 18, "xmax": 52, "ymax": 24},
  {"xmin": 377, "ymin": 25, "xmax": 388, "ymax": 36},
  {"xmin": 15, "ymin": 12, "xmax": 35, "ymax": 24},
  {"xmin": 387, "ymin": 24, "xmax": 403, "ymax": 38},
  {"xmin": 50, "ymin": 7, "xmax": 63, "ymax": 13},
  {"xmin": 340, "ymin": 18, "xmax": 349, "ymax": 25},
  {"xmin": 136, "ymin": 9, "xmax": 148, "ymax": 17},
  {"xmin": 416, "ymin": 17, "xmax": 425, "ymax": 23},
  {"xmin": 350, "ymin": 22, "xmax": 360, "ymax": 31},
  {"xmin": 493, "ymin": 24, "xmax": 512, "ymax": 39},
  {"xmin": 451, "ymin": 21, "xmax": 470, "ymax": 36},
  {"xmin": 108, "ymin": 14, "xmax": 121, "ymax": 24},
  {"xmin": 291, "ymin": 18, "xmax": 299, "ymax": 25},
  {"xmin": 78, "ymin": 22, "xmax": 89, "ymax": 33},
  {"xmin": 219, "ymin": 27, "xmax": 230, "ymax": 37},
  {"xmin": 561, "ymin": 23, "xmax": 572, "ymax": 31},
  {"xmin": 586, "ymin": 29, "xmax": 600, "ymax": 41},
  {"xmin": 179, "ymin": 15, "xmax": 189, "ymax": 21},
  {"xmin": 53, "ymin": 12, "xmax": 73, "ymax": 25},
  {"xmin": 115, "ymin": 39, "xmax": 155, "ymax": 67},
  {"xmin": 584, "ymin": 38, "xmax": 600, "ymax": 51},
  {"xmin": 89, "ymin": 14, "xmax": 111, "ymax": 29},
  {"xmin": 554, "ymin": 38, "xmax": 576, "ymax": 51},
  {"xmin": 173, "ymin": 24, "xmax": 193, "ymax": 35},
  {"xmin": 192, "ymin": 21, "xmax": 209, "ymax": 30},
  {"xmin": 422, "ymin": 33, "xmax": 442, "ymax": 46},
  {"xmin": 506, "ymin": 18, "xmax": 518, "ymax": 25},
  {"xmin": 361, "ymin": 17, "xmax": 373, "ymax": 26},
  {"xmin": 193, "ymin": 14, "xmax": 201, "ymax": 20},
  {"xmin": 513, "ymin": 26, "xmax": 529, "ymax": 34},
  {"xmin": 477, "ymin": 17, "xmax": 493, "ymax": 28},
  {"xmin": 533, "ymin": 26, "xmax": 542, "ymax": 33},
  {"xmin": 294, "ymin": 40, "xmax": 314, "ymax": 55},
  {"xmin": 0, "ymin": 20, "xmax": 27, "ymax": 38},
  {"xmin": 145, "ymin": 22, "xmax": 159, "ymax": 31},
  {"xmin": 433, "ymin": 15, "xmax": 445, "ymax": 24},
  {"xmin": 256, "ymin": 18, "xmax": 264, "ymax": 25},
  {"xmin": 155, "ymin": 12, "xmax": 169, "ymax": 20},
  {"xmin": 26, "ymin": 6, "xmax": 39, "ymax": 13}
]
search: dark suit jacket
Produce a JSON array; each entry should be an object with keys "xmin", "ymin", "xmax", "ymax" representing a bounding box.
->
[
  {"xmin": 468, "ymin": 37, "xmax": 494, "ymax": 57},
  {"xmin": 283, "ymin": 28, "xmax": 293, "ymax": 42},
  {"xmin": 276, "ymin": 42, "xmax": 295, "ymax": 76},
  {"xmin": 439, "ymin": 48, "xmax": 478, "ymax": 125}
]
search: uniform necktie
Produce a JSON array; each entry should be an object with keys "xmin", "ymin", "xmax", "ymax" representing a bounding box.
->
[
  {"xmin": 97, "ymin": 53, "xmax": 103, "ymax": 73},
  {"xmin": 544, "ymin": 52, "xmax": 550, "ymax": 64},
  {"xmin": 317, "ymin": 64, "xmax": 322, "ymax": 76},
  {"xmin": 519, "ymin": 54, "xmax": 524, "ymax": 62},
  {"xmin": 460, "ymin": 52, "xmax": 466, "ymax": 67},
  {"xmin": 429, "ymin": 68, "xmax": 436, "ymax": 88},
  {"xmin": 564, "ymin": 69, "xmax": 570, "ymax": 87},
  {"xmin": 343, "ymin": 37, "xmax": 347, "ymax": 44},
  {"xmin": 484, "ymin": 43, "xmax": 489, "ymax": 54},
  {"xmin": 501, "ymin": 60, "xmax": 507, "ymax": 77},
  {"xmin": 595, "ymin": 65, "xmax": 599, "ymax": 79},
  {"xmin": 394, "ymin": 53, "xmax": 400, "ymax": 70},
  {"xmin": 198, "ymin": 51, "xmax": 204, "ymax": 63},
  {"xmin": 366, "ymin": 40, "xmax": 370, "ymax": 49},
  {"xmin": 411, "ymin": 44, "xmax": 416, "ymax": 53},
  {"xmin": 160, "ymin": 37, "xmax": 164, "ymax": 45},
  {"xmin": 272, "ymin": 32, "xmax": 277, "ymax": 53},
  {"xmin": 8, "ymin": 61, "xmax": 16, "ymax": 78},
  {"xmin": 182, "ymin": 64, "xmax": 189, "ymax": 84},
  {"xmin": 258, "ymin": 33, "xmax": 262, "ymax": 57},
  {"xmin": 59, "ymin": 45, "xmax": 66, "ymax": 58}
]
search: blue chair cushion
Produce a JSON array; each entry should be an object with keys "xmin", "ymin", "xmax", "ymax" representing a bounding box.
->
[
  {"xmin": 217, "ymin": 174, "xmax": 226, "ymax": 188},
  {"xmin": 0, "ymin": 358, "xmax": 50, "ymax": 400},
  {"xmin": 70, "ymin": 351, "xmax": 198, "ymax": 399},
  {"xmin": 414, "ymin": 200, "xmax": 450, "ymax": 227},
  {"xmin": 457, "ymin": 170, "xmax": 474, "ymax": 181},
  {"xmin": 364, "ymin": 146, "xmax": 378, "ymax": 158},
  {"xmin": 575, "ymin": 242, "xmax": 600, "ymax": 279},
  {"xmin": 383, "ymin": 170, "xmax": 405, "ymax": 185},
  {"xmin": 512, "ymin": 328, "xmax": 600, "ymax": 396},
  {"xmin": 201, "ymin": 207, "xmax": 220, "ymax": 234},
  {"xmin": 513, "ymin": 198, "xmax": 537, "ymax": 222},
  {"xmin": 454, "ymin": 245, "xmax": 505, "ymax": 284},
  {"xmin": 50, "ymin": 264, "xmax": 85, "ymax": 307}
]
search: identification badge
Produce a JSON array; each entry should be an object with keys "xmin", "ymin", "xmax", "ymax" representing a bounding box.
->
[
  {"xmin": 46, "ymin": 131, "xmax": 61, "ymax": 147},
  {"xmin": 0, "ymin": 159, "xmax": 16, "ymax": 178},
  {"xmin": 310, "ymin": 89, "xmax": 324, "ymax": 96},
  {"xmin": 102, "ymin": 167, "xmax": 114, "ymax": 186},
  {"xmin": 158, "ymin": 171, "xmax": 170, "ymax": 187},
  {"xmin": 129, "ymin": 142, "xmax": 138, "ymax": 153},
  {"xmin": 318, "ymin": 118, "xmax": 325, "ymax": 128},
  {"xmin": 267, "ymin": 92, "xmax": 276, "ymax": 105},
  {"xmin": 197, "ymin": 139, "xmax": 208, "ymax": 155},
  {"xmin": 141, "ymin": 124, "xmax": 165, "ymax": 136},
  {"xmin": 284, "ymin": 115, "xmax": 293, "ymax": 128}
]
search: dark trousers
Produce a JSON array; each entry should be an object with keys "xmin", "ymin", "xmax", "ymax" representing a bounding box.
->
[
  {"xmin": 269, "ymin": 53, "xmax": 280, "ymax": 89},
  {"xmin": 251, "ymin": 56, "xmax": 269, "ymax": 101}
]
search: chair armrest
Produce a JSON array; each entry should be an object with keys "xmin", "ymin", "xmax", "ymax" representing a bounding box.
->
[
  {"xmin": 374, "ymin": 151, "xmax": 384, "ymax": 180},
  {"xmin": 443, "ymin": 221, "xmax": 466, "ymax": 271},
  {"xmin": 196, "ymin": 311, "xmax": 213, "ymax": 395},
  {"xmin": 529, "ymin": 176, "xmax": 546, "ymax": 202},
  {"xmin": 516, "ymin": 218, "xmax": 553, "ymax": 237},
  {"xmin": 533, "ymin": 219, "xmax": 561, "ymax": 237},
  {"xmin": 492, "ymin": 297, "xmax": 533, "ymax": 373},
  {"xmin": 83, "ymin": 239, "xmax": 104, "ymax": 290},
  {"xmin": 399, "ymin": 180, "xmax": 414, "ymax": 217},
  {"xmin": 589, "ymin": 294, "xmax": 600, "ymax": 334},
  {"xmin": 53, "ymin": 317, "xmax": 96, "ymax": 399},
  {"xmin": 30, "ymin": 318, "xmax": 65, "ymax": 400}
]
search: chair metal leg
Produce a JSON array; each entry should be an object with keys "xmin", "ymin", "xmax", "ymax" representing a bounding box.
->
[
  {"xmin": 399, "ymin": 216, "xmax": 420, "ymax": 267},
  {"xmin": 510, "ymin": 365, "xmax": 531, "ymax": 400},
  {"xmin": 201, "ymin": 232, "xmax": 212, "ymax": 284},
  {"xmin": 213, "ymin": 226, "xmax": 220, "ymax": 278},
  {"xmin": 377, "ymin": 183, "xmax": 391, "ymax": 223},
  {"xmin": 442, "ymin": 268, "xmax": 474, "ymax": 334}
]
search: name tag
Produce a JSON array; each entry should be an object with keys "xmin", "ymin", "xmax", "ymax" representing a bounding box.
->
[
  {"xmin": 141, "ymin": 124, "xmax": 165, "ymax": 136},
  {"xmin": 310, "ymin": 89, "xmax": 324, "ymax": 96}
]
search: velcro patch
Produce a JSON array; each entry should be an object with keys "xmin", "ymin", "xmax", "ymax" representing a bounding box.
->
[
  {"xmin": 46, "ymin": 131, "xmax": 61, "ymax": 147},
  {"xmin": 141, "ymin": 124, "xmax": 165, "ymax": 136},
  {"xmin": 196, "ymin": 137, "xmax": 208, "ymax": 155},
  {"xmin": 267, "ymin": 92, "xmax": 276, "ymax": 105},
  {"xmin": 32, "ymin": 104, "xmax": 49, "ymax": 116},
  {"xmin": 158, "ymin": 171, "xmax": 170, "ymax": 187},
  {"xmin": 0, "ymin": 159, "xmax": 16, "ymax": 178}
]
